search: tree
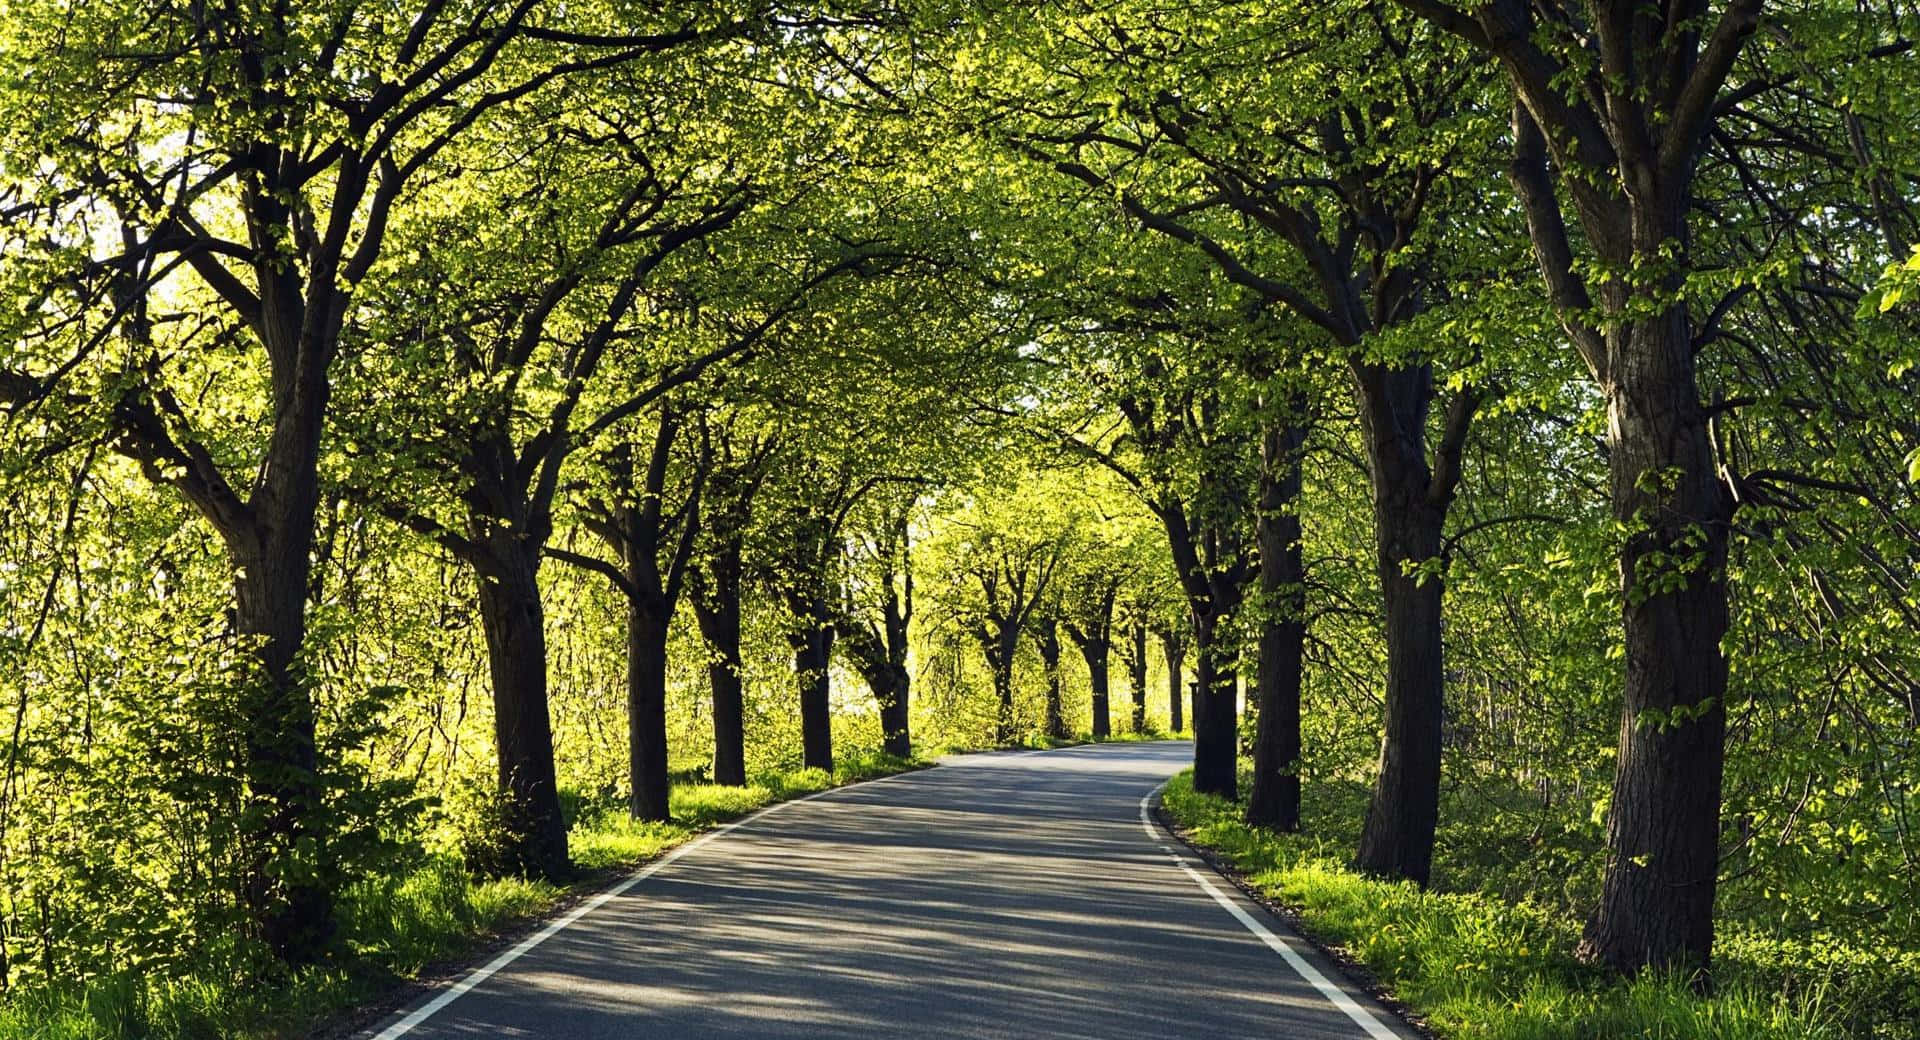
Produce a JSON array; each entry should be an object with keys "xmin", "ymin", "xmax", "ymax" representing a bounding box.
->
[
  {"xmin": 688, "ymin": 419, "xmax": 781, "ymax": 786},
  {"xmin": 839, "ymin": 492, "xmax": 920, "ymax": 757},
  {"xmin": 1393, "ymin": 0, "xmax": 1758, "ymax": 975},
  {"xmin": 551, "ymin": 407, "xmax": 707, "ymax": 822},
  {"xmin": 1246, "ymin": 393, "xmax": 1310, "ymax": 831}
]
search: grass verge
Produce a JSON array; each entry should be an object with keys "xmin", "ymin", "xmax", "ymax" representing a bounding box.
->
[
  {"xmin": 0, "ymin": 752, "xmax": 923, "ymax": 1040},
  {"xmin": 1158, "ymin": 770, "xmax": 1857, "ymax": 1040}
]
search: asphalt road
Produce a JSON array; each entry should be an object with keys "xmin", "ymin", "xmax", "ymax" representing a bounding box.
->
[{"xmin": 364, "ymin": 741, "xmax": 1418, "ymax": 1039}]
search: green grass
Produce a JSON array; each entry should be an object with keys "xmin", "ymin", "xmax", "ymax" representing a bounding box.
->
[
  {"xmin": 1159, "ymin": 770, "xmax": 1867, "ymax": 1040},
  {"xmin": 0, "ymin": 752, "xmax": 923, "ymax": 1040}
]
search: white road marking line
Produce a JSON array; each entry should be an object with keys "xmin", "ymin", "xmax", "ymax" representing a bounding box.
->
[
  {"xmin": 369, "ymin": 768, "xmax": 926, "ymax": 1039},
  {"xmin": 1137, "ymin": 786, "xmax": 1402, "ymax": 1040}
]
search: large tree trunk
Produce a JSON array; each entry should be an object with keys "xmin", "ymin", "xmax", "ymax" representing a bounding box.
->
[
  {"xmin": 1350, "ymin": 362, "xmax": 1458, "ymax": 887},
  {"xmin": 1126, "ymin": 620, "xmax": 1148, "ymax": 733},
  {"xmin": 1580, "ymin": 307, "xmax": 1731, "ymax": 976},
  {"xmin": 792, "ymin": 602, "xmax": 836, "ymax": 772},
  {"xmin": 626, "ymin": 600, "xmax": 672, "ymax": 822},
  {"xmin": 1162, "ymin": 630, "xmax": 1185, "ymax": 733},
  {"xmin": 1248, "ymin": 421, "xmax": 1306, "ymax": 831},
  {"xmin": 1352, "ymin": 490, "xmax": 1447, "ymax": 884},
  {"xmin": 1190, "ymin": 608, "xmax": 1239, "ymax": 798},
  {"xmin": 692, "ymin": 545, "xmax": 747, "ymax": 787},
  {"xmin": 231, "ymin": 525, "xmax": 332, "ymax": 962},
  {"xmin": 472, "ymin": 541, "xmax": 570, "ymax": 880}
]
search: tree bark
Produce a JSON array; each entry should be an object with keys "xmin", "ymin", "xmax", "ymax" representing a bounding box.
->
[
  {"xmin": 792, "ymin": 601, "xmax": 836, "ymax": 772},
  {"xmin": 231, "ymin": 529, "xmax": 332, "ymax": 961},
  {"xmin": 1038, "ymin": 616, "xmax": 1067, "ymax": 740},
  {"xmin": 625, "ymin": 600, "xmax": 672, "ymax": 822},
  {"xmin": 1579, "ymin": 306, "xmax": 1731, "ymax": 976},
  {"xmin": 1161, "ymin": 629, "xmax": 1185, "ymax": 733},
  {"xmin": 876, "ymin": 665, "xmax": 911, "ymax": 758},
  {"xmin": 1190, "ymin": 610, "xmax": 1239, "ymax": 797},
  {"xmin": 472, "ymin": 539, "xmax": 570, "ymax": 880},
  {"xmin": 1248, "ymin": 419, "xmax": 1306, "ymax": 831},
  {"xmin": 984, "ymin": 624, "xmax": 1021, "ymax": 743},
  {"xmin": 844, "ymin": 618, "xmax": 913, "ymax": 759},
  {"xmin": 1352, "ymin": 485, "xmax": 1448, "ymax": 883},
  {"xmin": 1125, "ymin": 620, "xmax": 1149, "ymax": 733},
  {"xmin": 1079, "ymin": 638, "xmax": 1111, "ymax": 738},
  {"xmin": 1347, "ymin": 360, "xmax": 1467, "ymax": 887},
  {"xmin": 691, "ymin": 542, "xmax": 747, "ymax": 787}
]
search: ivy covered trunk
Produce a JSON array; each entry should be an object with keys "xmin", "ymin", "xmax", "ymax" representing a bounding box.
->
[
  {"xmin": 231, "ymin": 528, "xmax": 331, "ymax": 963},
  {"xmin": 472, "ymin": 539, "xmax": 570, "ymax": 880},
  {"xmin": 1352, "ymin": 364, "xmax": 1455, "ymax": 886},
  {"xmin": 1581, "ymin": 305, "xmax": 1731, "ymax": 977},
  {"xmin": 1247, "ymin": 420, "xmax": 1306, "ymax": 831}
]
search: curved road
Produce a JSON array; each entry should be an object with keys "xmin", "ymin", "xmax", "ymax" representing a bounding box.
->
[{"xmin": 364, "ymin": 741, "xmax": 1417, "ymax": 1039}]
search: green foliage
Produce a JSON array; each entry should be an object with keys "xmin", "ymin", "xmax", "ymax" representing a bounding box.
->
[
  {"xmin": 1160, "ymin": 771, "xmax": 1908, "ymax": 1040},
  {"xmin": 0, "ymin": 757, "xmax": 921, "ymax": 1040}
]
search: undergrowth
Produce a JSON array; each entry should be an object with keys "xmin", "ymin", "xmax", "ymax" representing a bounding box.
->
[
  {"xmin": 0, "ymin": 752, "xmax": 921, "ymax": 1040},
  {"xmin": 1159, "ymin": 770, "xmax": 1919, "ymax": 1040}
]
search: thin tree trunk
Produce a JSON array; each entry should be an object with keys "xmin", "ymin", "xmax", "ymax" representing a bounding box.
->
[
  {"xmin": 1081, "ymin": 640, "xmax": 1111, "ymax": 738},
  {"xmin": 987, "ymin": 626, "xmax": 1020, "ymax": 743},
  {"xmin": 1247, "ymin": 420, "xmax": 1306, "ymax": 831},
  {"xmin": 1039, "ymin": 617, "xmax": 1066, "ymax": 740},
  {"xmin": 472, "ymin": 542, "xmax": 570, "ymax": 879},
  {"xmin": 793, "ymin": 603, "xmax": 835, "ymax": 772},
  {"xmin": 877, "ymin": 665, "xmax": 911, "ymax": 757},
  {"xmin": 1126, "ymin": 620, "xmax": 1148, "ymax": 733},
  {"xmin": 1162, "ymin": 630, "xmax": 1185, "ymax": 733}
]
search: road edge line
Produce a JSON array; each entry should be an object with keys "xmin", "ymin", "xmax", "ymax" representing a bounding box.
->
[
  {"xmin": 1136, "ymin": 784, "xmax": 1403, "ymax": 1040},
  {"xmin": 367, "ymin": 766, "xmax": 930, "ymax": 1039}
]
